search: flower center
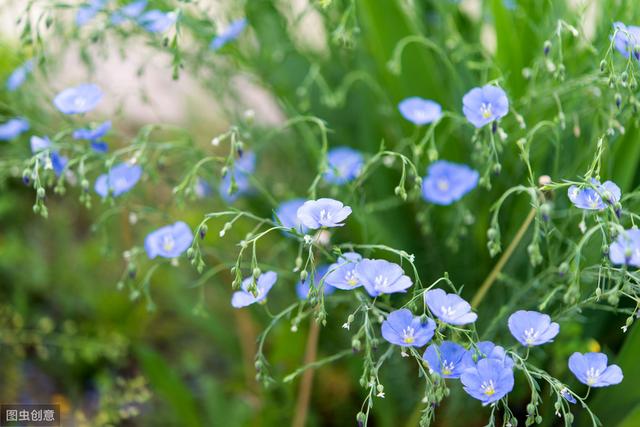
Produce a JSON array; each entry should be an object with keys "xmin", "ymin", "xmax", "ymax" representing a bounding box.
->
[
  {"xmin": 345, "ymin": 269, "xmax": 358, "ymax": 286},
  {"xmin": 374, "ymin": 275, "xmax": 389, "ymax": 290},
  {"xmin": 402, "ymin": 326, "xmax": 415, "ymax": 344},
  {"xmin": 436, "ymin": 179, "xmax": 449, "ymax": 192},
  {"xmin": 481, "ymin": 380, "xmax": 496, "ymax": 396},
  {"xmin": 319, "ymin": 209, "xmax": 333, "ymax": 223},
  {"xmin": 441, "ymin": 360, "xmax": 455, "ymax": 376},
  {"xmin": 162, "ymin": 234, "xmax": 175, "ymax": 252},
  {"xmin": 74, "ymin": 97, "xmax": 87, "ymax": 109},
  {"xmin": 586, "ymin": 367, "xmax": 601, "ymax": 385},
  {"xmin": 523, "ymin": 328, "xmax": 539, "ymax": 345},
  {"xmin": 440, "ymin": 305, "xmax": 456, "ymax": 318},
  {"xmin": 480, "ymin": 103, "xmax": 493, "ymax": 119}
]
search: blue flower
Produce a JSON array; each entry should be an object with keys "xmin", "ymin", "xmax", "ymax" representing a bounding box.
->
[
  {"xmin": 296, "ymin": 265, "xmax": 335, "ymax": 300},
  {"xmin": 463, "ymin": 341, "xmax": 514, "ymax": 369},
  {"xmin": 73, "ymin": 120, "xmax": 111, "ymax": 152},
  {"xmin": 76, "ymin": 0, "xmax": 107, "ymax": 27},
  {"xmin": 508, "ymin": 310, "xmax": 559, "ymax": 347},
  {"xmin": 568, "ymin": 352, "xmax": 623, "ymax": 388},
  {"xmin": 560, "ymin": 388, "xmax": 577, "ymax": 404},
  {"xmin": 194, "ymin": 178, "xmax": 212, "ymax": 198},
  {"xmin": 94, "ymin": 163, "xmax": 142, "ymax": 198},
  {"xmin": 398, "ymin": 97, "xmax": 442, "ymax": 125},
  {"xmin": 231, "ymin": 271, "xmax": 277, "ymax": 308},
  {"xmin": 275, "ymin": 198, "xmax": 308, "ymax": 234},
  {"xmin": 325, "ymin": 252, "xmax": 362, "ymax": 290},
  {"xmin": 461, "ymin": 358, "xmax": 514, "ymax": 405},
  {"xmin": 296, "ymin": 198, "xmax": 352, "ymax": 229},
  {"xmin": 54, "ymin": 84, "xmax": 103, "ymax": 114},
  {"xmin": 144, "ymin": 221, "xmax": 193, "ymax": 259},
  {"xmin": 423, "ymin": 341, "xmax": 471, "ymax": 378},
  {"xmin": 355, "ymin": 259, "xmax": 412, "ymax": 296},
  {"xmin": 421, "ymin": 160, "xmax": 479, "ymax": 205},
  {"xmin": 210, "ymin": 18, "xmax": 247, "ymax": 50},
  {"xmin": 425, "ymin": 288, "xmax": 477, "ymax": 325},
  {"xmin": 462, "ymin": 85, "xmax": 509, "ymax": 128},
  {"xmin": 609, "ymin": 228, "xmax": 640, "ymax": 267},
  {"xmin": 613, "ymin": 22, "xmax": 640, "ymax": 60},
  {"xmin": 29, "ymin": 136, "xmax": 67, "ymax": 176},
  {"xmin": 138, "ymin": 10, "xmax": 175, "ymax": 33},
  {"xmin": 323, "ymin": 147, "xmax": 364, "ymax": 185},
  {"xmin": 0, "ymin": 118, "xmax": 29, "ymax": 141},
  {"xmin": 219, "ymin": 151, "xmax": 256, "ymax": 203},
  {"xmin": 381, "ymin": 309, "xmax": 435, "ymax": 347},
  {"xmin": 111, "ymin": 0, "xmax": 147, "ymax": 25},
  {"xmin": 568, "ymin": 179, "xmax": 621, "ymax": 210},
  {"xmin": 6, "ymin": 60, "xmax": 33, "ymax": 91}
]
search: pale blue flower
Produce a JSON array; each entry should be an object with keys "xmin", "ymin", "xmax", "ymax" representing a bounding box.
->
[
  {"xmin": 461, "ymin": 358, "xmax": 514, "ymax": 405},
  {"xmin": 275, "ymin": 198, "xmax": 308, "ymax": 234},
  {"xmin": 194, "ymin": 178, "xmax": 212, "ymax": 198},
  {"xmin": 54, "ymin": 84, "xmax": 103, "ymax": 114},
  {"xmin": 355, "ymin": 259, "xmax": 412, "ymax": 297},
  {"xmin": 508, "ymin": 310, "xmax": 559, "ymax": 347},
  {"xmin": 210, "ymin": 18, "xmax": 247, "ymax": 50},
  {"xmin": 323, "ymin": 147, "xmax": 363, "ymax": 185},
  {"xmin": 0, "ymin": 118, "xmax": 29, "ymax": 141},
  {"xmin": 382, "ymin": 309, "xmax": 435, "ymax": 347},
  {"xmin": 425, "ymin": 288, "xmax": 477, "ymax": 325},
  {"xmin": 296, "ymin": 265, "xmax": 335, "ymax": 299},
  {"xmin": 111, "ymin": 0, "xmax": 147, "ymax": 25},
  {"xmin": 609, "ymin": 228, "xmax": 640, "ymax": 267},
  {"xmin": 613, "ymin": 22, "xmax": 640, "ymax": 60},
  {"xmin": 568, "ymin": 179, "xmax": 621, "ymax": 211},
  {"xmin": 73, "ymin": 120, "xmax": 111, "ymax": 152},
  {"xmin": 296, "ymin": 198, "xmax": 352, "ymax": 229},
  {"xmin": 231, "ymin": 271, "xmax": 277, "ymax": 308},
  {"xmin": 219, "ymin": 151, "xmax": 256, "ymax": 203},
  {"xmin": 463, "ymin": 341, "xmax": 514, "ymax": 369},
  {"xmin": 463, "ymin": 85, "xmax": 509, "ymax": 128},
  {"xmin": 398, "ymin": 97, "xmax": 442, "ymax": 125},
  {"xmin": 138, "ymin": 10, "xmax": 175, "ymax": 33},
  {"xmin": 29, "ymin": 136, "xmax": 67, "ymax": 176},
  {"xmin": 94, "ymin": 163, "xmax": 142, "ymax": 198},
  {"xmin": 423, "ymin": 341, "xmax": 471, "ymax": 378},
  {"xmin": 568, "ymin": 352, "xmax": 623, "ymax": 387},
  {"xmin": 30, "ymin": 135, "xmax": 51, "ymax": 153},
  {"xmin": 325, "ymin": 252, "xmax": 362, "ymax": 290},
  {"xmin": 6, "ymin": 60, "xmax": 33, "ymax": 91},
  {"xmin": 421, "ymin": 160, "xmax": 478, "ymax": 205},
  {"xmin": 76, "ymin": 0, "xmax": 108, "ymax": 27},
  {"xmin": 144, "ymin": 221, "xmax": 193, "ymax": 259}
]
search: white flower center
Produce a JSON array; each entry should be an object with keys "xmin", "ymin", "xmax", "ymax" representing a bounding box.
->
[
  {"xmin": 401, "ymin": 326, "xmax": 415, "ymax": 344},
  {"xmin": 586, "ymin": 367, "xmax": 601, "ymax": 385},
  {"xmin": 440, "ymin": 305, "xmax": 456, "ymax": 318},
  {"xmin": 441, "ymin": 360, "xmax": 455, "ymax": 376},
  {"xmin": 480, "ymin": 102, "xmax": 493, "ymax": 119},
  {"xmin": 481, "ymin": 380, "xmax": 496, "ymax": 396},
  {"xmin": 374, "ymin": 275, "xmax": 389, "ymax": 290},
  {"xmin": 523, "ymin": 328, "xmax": 539, "ymax": 345},
  {"xmin": 162, "ymin": 234, "xmax": 175, "ymax": 252},
  {"xmin": 319, "ymin": 209, "xmax": 333, "ymax": 223},
  {"xmin": 436, "ymin": 179, "xmax": 449, "ymax": 192},
  {"xmin": 345, "ymin": 269, "xmax": 358, "ymax": 286}
]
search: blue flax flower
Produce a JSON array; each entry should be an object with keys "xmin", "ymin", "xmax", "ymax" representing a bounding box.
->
[
  {"xmin": 296, "ymin": 198, "xmax": 352, "ymax": 229},
  {"xmin": 421, "ymin": 160, "xmax": 479, "ymax": 205},
  {"xmin": 463, "ymin": 341, "xmax": 514, "ymax": 369},
  {"xmin": 323, "ymin": 147, "xmax": 363, "ymax": 185},
  {"xmin": 54, "ymin": 84, "xmax": 103, "ymax": 114},
  {"xmin": 382, "ymin": 309, "xmax": 435, "ymax": 347},
  {"xmin": 76, "ymin": 0, "xmax": 108, "ymax": 27},
  {"xmin": 30, "ymin": 136, "xmax": 68, "ymax": 176},
  {"xmin": 6, "ymin": 60, "xmax": 33, "ymax": 91},
  {"xmin": 423, "ymin": 341, "xmax": 471, "ymax": 378},
  {"xmin": 296, "ymin": 265, "xmax": 335, "ymax": 299},
  {"xmin": 194, "ymin": 178, "xmax": 212, "ymax": 198},
  {"xmin": 355, "ymin": 259, "xmax": 412, "ymax": 297},
  {"xmin": 325, "ymin": 252, "xmax": 362, "ymax": 290},
  {"xmin": 275, "ymin": 198, "xmax": 308, "ymax": 234},
  {"xmin": 138, "ymin": 10, "xmax": 176, "ymax": 33},
  {"xmin": 568, "ymin": 179, "xmax": 620, "ymax": 210},
  {"xmin": 508, "ymin": 310, "xmax": 559, "ymax": 347},
  {"xmin": 111, "ymin": 0, "xmax": 147, "ymax": 25},
  {"xmin": 425, "ymin": 288, "xmax": 477, "ymax": 325},
  {"xmin": 613, "ymin": 22, "xmax": 640, "ymax": 60},
  {"xmin": 609, "ymin": 228, "xmax": 640, "ymax": 267},
  {"xmin": 461, "ymin": 358, "xmax": 514, "ymax": 405},
  {"xmin": 398, "ymin": 97, "xmax": 442, "ymax": 125},
  {"xmin": 0, "ymin": 118, "xmax": 29, "ymax": 141},
  {"xmin": 231, "ymin": 271, "xmax": 277, "ymax": 308},
  {"xmin": 568, "ymin": 352, "xmax": 623, "ymax": 387},
  {"xmin": 73, "ymin": 120, "xmax": 111, "ymax": 153},
  {"xmin": 94, "ymin": 163, "xmax": 142, "ymax": 198},
  {"xmin": 210, "ymin": 18, "xmax": 247, "ymax": 50},
  {"xmin": 219, "ymin": 151, "xmax": 255, "ymax": 203},
  {"xmin": 463, "ymin": 85, "xmax": 509, "ymax": 128},
  {"xmin": 144, "ymin": 221, "xmax": 193, "ymax": 259}
]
